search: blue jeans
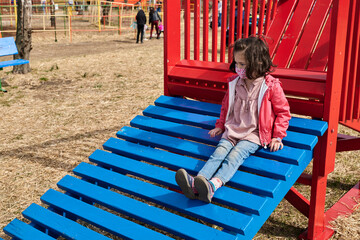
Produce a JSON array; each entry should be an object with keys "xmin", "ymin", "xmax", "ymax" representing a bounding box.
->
[{"xmin": 198, "ymin": 138, "xmax": 260, "ymax": 184}]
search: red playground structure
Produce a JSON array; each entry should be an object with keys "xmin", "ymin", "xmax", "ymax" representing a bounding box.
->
[
  {"xmin": 2, "ymin": 0, "xmax": 360, "ymax": 239},
  {"xmin": 164, "ymin": 0, "xmax": 360, "ymax": 239}
]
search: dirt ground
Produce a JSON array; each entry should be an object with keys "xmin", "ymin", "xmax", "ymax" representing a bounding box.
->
[{"xmin": 0, "ymin": 31, "xmax": 359, "ymax": 239}]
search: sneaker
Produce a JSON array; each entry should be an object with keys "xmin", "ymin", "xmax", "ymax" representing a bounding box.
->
[
  {"xmin": 194, "ymin": 176, "xmax": 214, "ymax": 203},
  {"xmin": 175, "ymin": 169, "xmax": 197, "ymax": 199}
]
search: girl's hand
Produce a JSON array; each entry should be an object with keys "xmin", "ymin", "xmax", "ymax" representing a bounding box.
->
[
  {"xmin": 208, "ymin": 128, "xmax": 223, "ymax": 138},
  {"xmin": 269, "ymin": 138, "xmax": 284, "ymax": 152}
]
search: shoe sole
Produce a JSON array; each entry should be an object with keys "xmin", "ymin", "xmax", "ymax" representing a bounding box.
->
[
  {"xmin": 194, "ymin": 176, "xmax": 212, "ymax": 203},
  {"xmin": 175, "ymin": 169, "xmax": 196, "ymax": 199}
]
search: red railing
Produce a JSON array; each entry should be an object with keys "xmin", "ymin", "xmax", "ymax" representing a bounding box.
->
[
  {"xmin": 340, "ymin": 0, "xmax": 360, "ymax": 122},
  {"xmin": 182, "ymin": 0, "xmax": 277, "ymax": 63}
]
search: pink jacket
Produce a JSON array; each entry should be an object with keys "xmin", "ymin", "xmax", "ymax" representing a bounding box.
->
[{"xmin": 215, "ymin": 74, "xmax": 291, "ymax": 148}]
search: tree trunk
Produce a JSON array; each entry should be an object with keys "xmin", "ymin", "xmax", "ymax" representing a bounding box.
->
[{"xmin": 13, "ymin": 0, "xmax": 32, "ymax": 74}]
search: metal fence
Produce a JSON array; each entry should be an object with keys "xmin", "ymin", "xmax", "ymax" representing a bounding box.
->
[{"xmin": 0, "ymin": 1, "xmax": 163, "ymax": 41}]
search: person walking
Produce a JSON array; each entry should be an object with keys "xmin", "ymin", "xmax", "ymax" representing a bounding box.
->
[
  {"xmin": 135, "ymin": 8, "xmax": 146, "ymax": 43},
  {"xmin": 149, "ymin": 7, "xmax": 162, "ymax": 39}
]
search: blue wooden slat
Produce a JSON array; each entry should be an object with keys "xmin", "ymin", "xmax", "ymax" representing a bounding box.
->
[
  {"xmin": 229, "ymin": 171, "xmax": 280, "ymax": 197},
  {"xmin": 155, "ymin": 95, "xmax": 221, "ymax": 117},
  {"xmin": 3, "ymin": 219, "xmax": 55, "ymax": 240},
  {"xmin": 103, "ymin": 137, "xmax": 201, "ymax": 173},
  {"xmin": 255, "ymin": 146, "xmax": 307, "ymax": 165},
  {"xmin": 117, "ymin": 127, "xmax": 303, "ymax": 180},
  {"xmin": 131, "ymin": 115, "xmax": 221, "ymax": 145},
  {"xmin": 288, "ymin": 117, "xmax": 328, "ymax": 136},
  {"xmin": 283, "ymin": 130, "xmax": 318, "ymax": 150},
  {"xmin": 131, "ymin": 115, "xmax": 317, "ymax": 151},
  {"xmin": 73, "ymin": 162, "xmax": 254, "ymax": 235},
  {"xmin": 117, "ymin": 126, "xmax": 213, "ymax": 160},
  {"xmin": 90, "ymin": 149, "xmax": 179, "ymax": 188},
  {"xmin": 89, "ymin": 149, "xmax": 267, "ymax": 215},
  {"xmin": 0, "ymin": 59, "xmax": 29, "ymax": 68},
  {"xmin": 57, "ymin": 175, "xmax": 236, "ymax": 240},
  {"xmin": 152, "ymin": 96, "xmax": 328, "ymax": 136},
  {"xmin": 40, "ymin": 189, "xmax": 171, "ymax": 240},
  {"xmin": 143, "ymin": 105, "xmax": 216, "ymax": 130},
  {"xmin": 103, "ymin": 137, "xmax": 280, "ymax": 197},
  {"xmin": 22, "ymin": 204, "xmax": 110, "ymax": 240},
  {"xmin": 240, "ymin": 156, "xmax": 292, "ymax": 181},
  {"xmin": 0, "ymin": 37, "xmax": 19, "ymax": 56}
]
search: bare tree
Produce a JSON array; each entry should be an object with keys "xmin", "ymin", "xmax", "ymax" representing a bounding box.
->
[{"xmin": 13, "ymin": 0, "xmax": 32, "ymax": 74}]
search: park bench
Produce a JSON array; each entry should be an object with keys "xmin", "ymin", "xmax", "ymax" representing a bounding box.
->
[
  {"xmin": 2, "ymin": 0, "xmax": 360, "ymax": 239},
  {"xmin": 0, "ymin": 37, "xmax": 29, "ymax": 92}
]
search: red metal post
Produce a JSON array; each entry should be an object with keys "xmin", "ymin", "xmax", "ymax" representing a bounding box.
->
[
  {"xmin": 345, "ymin": 0, "xmax": 360, "ymax": 120},
  {"xmin": 252, "ymin": 0, "xmax": 258, "ymax": 35},
  {"xmin": 307, "ymin": 0, "xmax": 351, "ymax": 238},
  {"xmin": 228, "ymin": 0, "xmax": 235, "ymax": 63},
  {"xmin": 319, "ymin": 0, "xmax": 350, "ymax": 177},
  {"xmin": 237, "ymin": 0, "xmax": 243, "ymax": 40},
  {"xmin": 271, "ymin": 0, "xmax": 277, "ymax": 20},
  {"xmin": 164, "ymin": 0, "xmax": 181, "ymax": 96},
  {"xmin": 339, "ymin": 0, "xmax": 356, "ymax": 121},
  {"xmin": 307, "ymin": 145, "xmax": 328, "ymax": 239},
  {"xmin": 258, "ymin": 0, "xmax": 266, "ymax": 35},
  {"xmin": 203, "ymin": 0, "xmax": 209, "ymax": 61},
  {"xmin": 212, "ymin": 0, "xmax": 218, "ymax": 62},
  {"xmin": 264, "ymin": 0, "xmax": 272, "ymax": 35},
  {"xmin": 220, "ymin": 0, "xmax": 227, "ymax": 62},
  {"xmin": 194, "ymin": 0, "xmax": 200, "ymax": 60},
  {"xmin": 244, "ymin": 0, "xmax": 250, "ymax": 37},
  {"xmin": 185, "ymin": 0, "xmax": 191, "ymax": 60},
  {"xmin": 339, "ymin": 0, "xmax": 359, "ymax": 121}
]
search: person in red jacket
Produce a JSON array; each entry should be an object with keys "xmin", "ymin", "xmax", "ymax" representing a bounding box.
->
[{"xmin": 176, "ymin": 36, "xmax": 291, "ymax": 203}]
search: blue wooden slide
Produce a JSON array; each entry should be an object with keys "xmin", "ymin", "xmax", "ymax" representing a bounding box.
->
[{"xmin": 3, "ymin": 95, "xmax": 327, "ymax": 239}]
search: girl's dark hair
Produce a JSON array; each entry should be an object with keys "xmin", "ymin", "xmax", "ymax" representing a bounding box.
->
[{"xmin": 229, "ymin": 36, "xmax": 276, "ymax": 79}]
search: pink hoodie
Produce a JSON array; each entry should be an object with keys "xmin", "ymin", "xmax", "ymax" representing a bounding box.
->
[{"xmin": 215, "ymin": 74, "xmax": 291, "ymax": 148}]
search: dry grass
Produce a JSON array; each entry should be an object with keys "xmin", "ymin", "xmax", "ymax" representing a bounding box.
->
[
  {"xmin": 331, "ymin": 202, "xmax": 360, "ymax": 240},
  {"xmin": 0, "ymin": 31, "xmax": 359, "ymax": 239}
]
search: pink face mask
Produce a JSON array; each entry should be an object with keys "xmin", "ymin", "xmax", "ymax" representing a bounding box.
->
[{"xmin": 235, "ymin": 66, "xmax": 246, "ymax": 79}]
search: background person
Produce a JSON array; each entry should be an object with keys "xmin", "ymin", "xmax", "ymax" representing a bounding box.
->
[
  {"xmin": 135, "ymin": 8, "xmax": 146, "ymax": 43},
  {"xmin": 149, "ymin": 7, "xmax": 162, "ymax": 39}
]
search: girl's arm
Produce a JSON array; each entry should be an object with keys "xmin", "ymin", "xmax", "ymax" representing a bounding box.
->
[
  {"xmin": 215, "ymin": 89, "xmax": 229, "ymax": 131},
  {"xmin": 271, "ymin": 81, "xmax": 291, "ymax": 140}
]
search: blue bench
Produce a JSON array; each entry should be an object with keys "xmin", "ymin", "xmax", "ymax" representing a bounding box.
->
[
  {"xmin": 0, "ymin": 37, "xmax": 29, "ymax": 92},
  {"xmin": 2, "ymin": 95, "xmax": 327, "ymax": 239}
]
